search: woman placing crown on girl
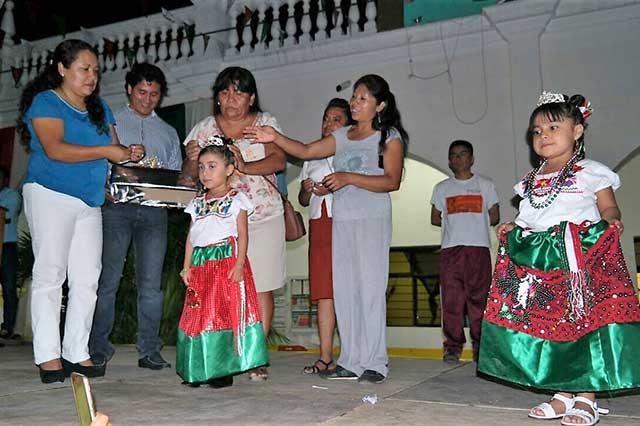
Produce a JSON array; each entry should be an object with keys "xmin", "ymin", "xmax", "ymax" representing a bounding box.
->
[{"xmin": 478, "ymin": 91, "xmax": 640, "ymax": 426}]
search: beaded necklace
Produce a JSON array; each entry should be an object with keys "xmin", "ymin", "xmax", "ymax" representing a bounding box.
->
[{"xmin": 524, "ymin": 150, "xmax": 580, "ymax": 209}]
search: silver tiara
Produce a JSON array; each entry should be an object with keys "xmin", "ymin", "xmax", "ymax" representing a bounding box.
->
[
  {"xmin": 198, "ymin": 135, "xmax": 226, "ymax": 148},
  {"xmin": 536, "ymin": 91, "xmax": 565, "ymax": 106}
]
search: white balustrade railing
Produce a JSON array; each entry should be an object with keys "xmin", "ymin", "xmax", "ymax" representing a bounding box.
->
[
  {"xmin": 226, "ymin": 0, "xmax": 378, "ymax": 54},
  {"xmin": 0, "ymin": 0, "xmax": 378, "ymax": 98},
  {"xmin": 0, "ymin": 3, "xmax": 198, "ymax": 92}
]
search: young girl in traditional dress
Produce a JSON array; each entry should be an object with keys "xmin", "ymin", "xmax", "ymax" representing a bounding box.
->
[
  {"xmin": 478, "ymin": 92, "xmax": 640, "ymax": 426},
  {"xmin": 176, "ymin": 138, "xmax": 269, "ymax": 388}
]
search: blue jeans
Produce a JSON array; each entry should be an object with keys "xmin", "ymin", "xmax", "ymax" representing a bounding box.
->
[
  {"xmin": 89, "ymin": 203, "xmax": 167, "ymax": 359},
  {"xmin": 1, "ymin": 242, "xmax": 18, "ymax": 334}
]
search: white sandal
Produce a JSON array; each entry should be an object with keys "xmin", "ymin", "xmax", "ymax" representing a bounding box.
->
[
  {"xmin": 560, "ymin": 396, "xmax": 609, "ymax": 426},
  {"xmin": 528, "ymin": 393, "xmax": 574, "ymax": 420}
]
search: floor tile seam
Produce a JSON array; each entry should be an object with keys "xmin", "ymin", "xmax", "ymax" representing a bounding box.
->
[
  {"xmin": 381, "ymin": 363, "xmax": 468, "ymax": 400},
  {"xmin": 384, "ymin": 398, "xmax": 640, "ymax": 419}
]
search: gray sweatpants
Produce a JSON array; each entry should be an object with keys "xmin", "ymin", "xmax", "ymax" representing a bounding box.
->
[{"xmin": 332, "ymin": 216, "xmax": 391, "ymax": 377}]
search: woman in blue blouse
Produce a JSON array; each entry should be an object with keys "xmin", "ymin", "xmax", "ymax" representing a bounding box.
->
[{"xmin": 16, "ymin": 39, "xmax": 144, "ymax": 383}]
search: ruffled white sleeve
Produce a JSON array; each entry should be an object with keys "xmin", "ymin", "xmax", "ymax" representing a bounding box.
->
[
  {"xmin": 582, "ymin": 159, "xmax": 621, "ymax": 192},
  {"xmin": 257, "ymin": 112, "xmax": 283, "ymax": 134},
  {"xmin": 232, "ymin": 191, "xmax": 255, "ymax": 217},
  {"xmin": 184, "ymin": 197, "xmax": 198, "ymax": 221},
  {"xmin": 513, "ymin": 175, "xmax": 528, "ymax": 198}
]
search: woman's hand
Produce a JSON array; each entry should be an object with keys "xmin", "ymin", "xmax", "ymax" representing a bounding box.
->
[
  {"xmin": 497, "ymin": 222, "xmax": 516, "ymax": 236},
  {"xmin": 186, "ymin": 140, "xmax": 201, "ymax": 162},
  {"xmin": 228, "ymin": 145, "xmax": 246, "ymax": 173},
  {"xmin": 243, "ymin": 126, "xmax": 278, "ymax": 143},
  {"xmin": 228, "ymin": 261, "xmax": 244, "ymax": 283},
  {"xmin": 105, "ymin": 145, "xmax": 133, "ymax": 163},
  {"xmin": 321, "ymin": 172, "xmax": 351, "ymax": 192},
  {"xmin": 180, "ymin": 267, "xmax": 191, "ymax": 286},
  {"xmin": 128, "ymin": 144, "xmax": 145, "ymax": 162},
  {"xmin": 312, "ymin": 182, "xmax": 331, "ymax": 196}
]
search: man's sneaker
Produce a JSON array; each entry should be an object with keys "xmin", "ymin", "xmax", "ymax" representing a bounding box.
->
[
  {"xmin": 138, "ymin": 352, "xmax": 171, "ymax": 370},
  {"xmin": 319, "ymin": 365, "xmax": 358, "ymax": 380},
  {"xmin": 358, "ymin": 369, "xmax": 386, "ymax": 384},
  {"xmin": 443, "ymin": 351, "xmax": 460, "ymax": 364}
]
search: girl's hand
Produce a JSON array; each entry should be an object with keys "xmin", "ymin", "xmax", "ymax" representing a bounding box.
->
[
  {"xmin": 128, "ymin": 144, "xmax": 145, "ymax": 162},
  {"xmin": 497, "ymin": 222, "xmax": 516, "ymax": 235},
  {"xmin": 228, "ymin": 262, "xmax": 244, "ymax": 283},
  {"xmin": 321, "ymin": 172, "xmax": 350, "ymax": 192},
  {"xmin": 180, "ymin": 268, "xmax": 191, "ymax": 286},
  {"xmin": 228, "ymin": 145, "xmax": 246, "ymax": 173},
  {"xmin": 243, "ymin": 126, "xmax": 278, "ymax": 143},
  {"xmin": 186, "ymin": 140, "xmax": 201, "ymax": 161},
  {"xmin": 301, "ymin": 178, "xmax": 314, "ymax": 193},
  {"xmin": 608, "ymin": 218, "xmax": 624, "ymax": 234}
]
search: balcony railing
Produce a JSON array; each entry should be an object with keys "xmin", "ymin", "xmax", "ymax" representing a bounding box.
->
[
  {"xmin": 227, "ymin": 0, "xmax": 377, "ymax": 55},
  {"xmin": 0, "ymin": 1, "xmax": 377, "ymax": 92}
]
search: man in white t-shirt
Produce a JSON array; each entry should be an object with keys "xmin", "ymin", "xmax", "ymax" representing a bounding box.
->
[{"xmin": 431, "ymin": 140, "xmax": 500, "ymax": 363}]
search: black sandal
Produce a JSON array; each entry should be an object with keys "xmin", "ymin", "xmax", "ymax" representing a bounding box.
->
[{"xmin": 302, "ymin": 359, "xmax": 335, "ymax": 375}]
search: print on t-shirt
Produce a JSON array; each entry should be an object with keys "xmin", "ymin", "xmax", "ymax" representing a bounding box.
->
[{"xmin": 446, "ymin": 194, "xmax": 483, "ymax": 214}]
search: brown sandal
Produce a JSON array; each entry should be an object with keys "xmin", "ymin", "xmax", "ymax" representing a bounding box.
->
[{"xmin": 302, "ymin": 359, "xmax": 336, "ymax": 375}]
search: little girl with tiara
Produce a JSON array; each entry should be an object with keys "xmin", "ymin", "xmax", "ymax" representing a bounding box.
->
[
  {"xmin": 478, "ymin": 92, "xmax": 640, "ymax": 426},
  {"xmin": 176, "ymin": 137, "xmax": 269, "ymax": 388}
]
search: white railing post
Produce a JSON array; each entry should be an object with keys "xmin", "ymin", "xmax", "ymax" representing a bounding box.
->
[
  {"xmin": 158, "ymin": 25, "xmax": 169, "ymax": 61},
  {"xmin": 179, "ymin": 21, "xmax": 190, "ymax": 58},
  {"xmin": 115, "ymin": 34, "xmax": 126, "ymax": 69},
  {"xmin": 270, "ymin": 1, "xmax": 281, "ymax": 48},
  {"xmin": 127, "ymin": 31, "xmax": 137, "ymax": 66},
  {"xmin": 285, "ymin": 0, "xmax": 296, "ymax": 46},
  {"xmin": 256, "ymin": 3, "xmax": 267, "ymax": 52},
  {"xmin": 365, "ymin": 0, "xmax": 377, "ymax": 32},
  {"xmin": 1, "ymin": 0, "xmax": 16, "ymax": 47},
  {"xmin": 300, "ymin": 0, "xmax": 311, "ymax": 44},
  {"xmin": 97, "ymin": 38, "xmax": 105, "ymax": 71},
  {"xmin": 316, "ymin": 1, "xmax": 327, "ymax": 41},
  {"xmin": 19, "ymin": 53, "xmax": 29, "ymax": 86},
  {"xmin": 169, "ymin": 22, "xmax": 179, "ymax": 60},
  {"xmin": 348, "ymin": 1, "xmax": 358, "ymax": 34},
  {"xmin": 147, "ymin": 28, "xmax": 158, "ymax": 63}
]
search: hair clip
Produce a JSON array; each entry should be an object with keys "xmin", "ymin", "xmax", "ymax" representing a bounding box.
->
[
  {"xmin": 536, "ymin": 91, "xmax": 565, "ymax": 106},
  {"xmin": 578, "ymin": 100, "xmax": 593, "ymax": 119}
]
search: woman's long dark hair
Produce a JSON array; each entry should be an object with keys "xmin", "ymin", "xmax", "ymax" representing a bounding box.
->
[
  {"xmin": 16, "ymin": 39, "xmax": 107, "ymax": 150},
  {"xmin": 212, "ymin": 66, "xmax": 262, "ymax": 116},
  {"xmin": 354, "ymin": 74, "xmax": 409, "ymax": 157}
]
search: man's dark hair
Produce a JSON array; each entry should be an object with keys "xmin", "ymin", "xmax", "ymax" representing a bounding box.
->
[
  {"xmin": 124, "ymin": 63, "xmax": 168, "ymax": 101},
  {"xmin": 449, "ymin": 140, "xmax": 474, "ymax": 156}
]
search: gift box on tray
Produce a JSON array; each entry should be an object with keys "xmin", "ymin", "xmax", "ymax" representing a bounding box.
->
[{"xmin": 109, "ymin": 164, "xmax": 197, "ymax": 208}]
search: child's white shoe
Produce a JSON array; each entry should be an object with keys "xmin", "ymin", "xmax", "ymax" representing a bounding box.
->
[
  {"xmin": 561, "ymin": 396, "xmax": 609, "ymax": 426},
  {"xmin": 528, "ymin": 393, "xmax": 574, "ymax": 420}
]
